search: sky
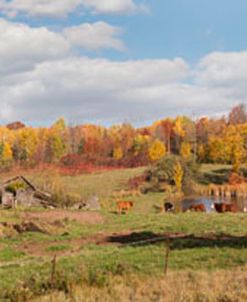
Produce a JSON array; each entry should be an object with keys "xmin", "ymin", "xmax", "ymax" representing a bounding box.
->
[{"xmin": 0, "ymin": 0, "xmax": 247, "ymax": 126}]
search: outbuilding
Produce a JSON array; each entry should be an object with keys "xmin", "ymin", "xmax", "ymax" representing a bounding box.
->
[{"xmin": 0, "ymin": 176, "xmax": 52, "ymax": 208}]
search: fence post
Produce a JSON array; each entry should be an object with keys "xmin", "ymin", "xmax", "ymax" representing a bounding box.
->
[
  {"xmin": 164, "ymin": 238, "xmax": 170, "ymax": 275},
  {"xmin": 50, "ymin": 254, "xmax": 57, "ymax": 287}
]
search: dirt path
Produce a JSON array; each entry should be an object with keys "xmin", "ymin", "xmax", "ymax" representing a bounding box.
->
[
  {"xmin": 17, "ymin": 231, "xmax": 246, "ymax": 258},
  {"xmin": 18, "ymin": 231, "xmax": 127, "ymax": 257},
  {"xmin": 1, "ymin": 231, "xmax": 245, "ymax": 271}
]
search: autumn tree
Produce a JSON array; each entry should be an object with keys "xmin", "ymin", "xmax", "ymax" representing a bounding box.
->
[
  {"xmin": 0, "ymin": 104, "xmax": 246, "ymax": 170},
  {"xmin": 173, "ymin": 161, "xmax": 184, "ymax": 192},
  {"xmin": 6, "ymin": 121, "xmax": 25, "ymax": 130},
  {"xmin": 228, "ymin": 104, "xmax": 247, "ymax": 125},
  {"xmin": 132, "ymin": 134, "xmax": 149, "ymax": 156},
  {"xmin": 0, "ymin": 142, "xmax": 13, "ymax": 168},
  {"xmin": 154, "ymin": 119, "xmax": 173, "ymax": 154},
  {"xmin": 232, "ymin": 144, "xmax": 243, "ymax": 173},
  {"xmin": 180, "ymin": 142, "xmax": 191, "ymax": 160},
  {"xmin": 46, "ymin": 132, "xmax": 66, "ymax": 162},
  {"xmin": 226, "ymin": 127, "xmax": 245, "ymax": 173},
  {"xmin": 173, "ymin": 116, "xmax": 187, "ymax": 153},
  {"xmin": 208, "ymin": 137, "xmax": 228, "ymax": 163},
  {"xmin": 113, "ymin": 146, "xmax": 123, "ymax": 161},
  {"xmin": 148, "ymin": 140, "xmax": 166, "ymax": 162},
  {"xmin": 12, "ymin": 128, "xmax": 38, "ymax": 164},
  {"xmin": 197, "ymin": 144, "xmax": 207, "ymax": 163}
]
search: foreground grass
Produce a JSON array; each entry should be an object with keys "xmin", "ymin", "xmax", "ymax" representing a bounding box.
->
[
  {"xmin": 0, "ymin": 247, "xmax": 25, "ymax": 262},
  {"xmin": 35, "ymin": 266, "xmax": 247, "ymax": 302},
  {"xmin": 0, "ymin": 211, "xmax": 246, "ymax": 301},
  {"xmin": 1, "ymin": 242, "xmax": 247, "ymax": 301}
]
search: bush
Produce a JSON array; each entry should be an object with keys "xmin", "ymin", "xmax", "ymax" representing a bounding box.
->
[{"xmin": 145, "ymin": 155, "xmax": 200, "ymax": 194}]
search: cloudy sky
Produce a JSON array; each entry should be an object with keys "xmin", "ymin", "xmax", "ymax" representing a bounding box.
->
[{"xmin": 0, "ymin": 0, "xmax": 247, "ymax": 125}]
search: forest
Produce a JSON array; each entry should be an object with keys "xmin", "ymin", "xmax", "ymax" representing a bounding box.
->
[{"xmin": 0, "ymin": 104, "xmax": 246, "ymax": 173}]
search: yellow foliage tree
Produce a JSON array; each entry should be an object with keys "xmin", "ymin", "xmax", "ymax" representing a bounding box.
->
[
  {"xmin": 223, "ymin": 128, "xmax": 245, "ymax": 173},
  {"xmin": 15, "ymin": 128, "xmax": 38, "ymax": 161},
  {"xmin": 173, "ymin": 117, "xmax": 186, "ymax": 138},
  {"xmin": 148, "ymin": 140, "xmax": 166, "ymax": 162},
  {"xmin": 180, "ymin": 142, "xmax": 191, "ymax": 159},
  {"xmin": 113, "ymin": 146, "xmax": 123, "ymax": 160},
  {"xmin": 52, "ymin": 117, "xmax": 67, "ymax": 132},
  {"xmin": 133, "ymin": 134, "xmax": 150, "ymax": 156},
  {"xmin": 231, "ymin": 141, "xmax": 244, "ymax": 173},
  {"xmin": 173, "ymin": 161, "xmax": 184, "ymax": 192},
  {"xmin": 0, "ymin": 142, "xmax": 13, "ymax": 166},
  {"xmin": 208, "ymin": 137, "xmax": 227, "ymax": 163}
]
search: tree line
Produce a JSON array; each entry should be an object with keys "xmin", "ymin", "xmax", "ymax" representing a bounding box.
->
[{"xmin": 0, "ymin": 104, "xmax": 246, "ymax": 171}]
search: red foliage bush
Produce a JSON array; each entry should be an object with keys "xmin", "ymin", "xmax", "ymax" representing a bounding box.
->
[
  {"xmin": 59, "ymin": 154, "xmax": 124, "ymax": 175},
  {"xmin": 59, "ymin": 152, "xmax": 148, "ymax": 175}
]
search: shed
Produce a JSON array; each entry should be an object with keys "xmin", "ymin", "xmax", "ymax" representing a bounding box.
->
[{"xmin": 0, "ymin": 176, "xmax": 52, "ymax": 209}]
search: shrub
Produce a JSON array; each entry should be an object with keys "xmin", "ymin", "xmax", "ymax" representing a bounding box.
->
[{"xmin": 145, "ymin": 155, "xmax": 200, "ymax": 194}]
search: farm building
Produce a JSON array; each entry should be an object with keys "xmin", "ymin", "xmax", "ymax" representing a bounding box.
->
[{"xmin": 0, "ymin": 176, "xmax": 52, "ymax": 209}]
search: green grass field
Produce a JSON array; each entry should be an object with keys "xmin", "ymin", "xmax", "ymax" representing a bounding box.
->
[{"xmin": 0, "ymin": 165, "xmax": 246, "ymax": 301}]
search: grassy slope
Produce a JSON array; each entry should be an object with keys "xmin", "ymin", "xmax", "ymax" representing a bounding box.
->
[
  {"xmin": 0, "ymin": 165, "xmax": 246, "ymax": 300},
  {"xmin": 26, "ymin": 166, "xmax": 146, "ymax": 200}
]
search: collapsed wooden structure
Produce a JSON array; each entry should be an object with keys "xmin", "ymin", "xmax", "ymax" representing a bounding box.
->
[{"xmin": 0, "ymin": 176, "xmax": 53, "ymax": 209}]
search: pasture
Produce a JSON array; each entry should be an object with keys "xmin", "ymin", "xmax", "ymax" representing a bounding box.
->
[{"xmin": 0, "ymin": 165, "xmax": 246, "ymax": 301}]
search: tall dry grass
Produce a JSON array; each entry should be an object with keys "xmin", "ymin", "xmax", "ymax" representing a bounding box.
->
[
  {"xmin": 198, "ymin": 183, "xmax": 247, "ymax": 199},
  {"xmin": 34, "ymin": 266, "xmax": 247, "ymax": 302}
]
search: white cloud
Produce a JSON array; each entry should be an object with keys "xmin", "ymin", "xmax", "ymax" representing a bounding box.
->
[
  {"xmin": 198, "ymin": 51, "xmax": 247, "ymax": 86},
  {"xmin": 0, "ymin": 18, "xmax": 70, "ymax": 75},
  {"xmin": 0, "ymin": 56, "xmax": 189, "ymax": 123},
  {"xmin": 197, "ymin": 51, "xmax": 247, "ymax": 102},
  {"xmin": 0, "ymin": 0, "xmax": 82, "ymax": 18},
  {"xmin": 64, "ymin": 22, "xmax": 125, "ymax": 51},
  {"xmin": 82, "ymin": 0, "xmax": 147, "ymax": 15},
  {"xmin": 0, "ymin": 0, "xmax": 147, "ymax": 17},
  {"xmin": 0, "ymin": 19, "xmax": 126, "ymax": 76},
  {"xmin": 0, "ymin": 20, "xmax": 246, "ymax": 124}
]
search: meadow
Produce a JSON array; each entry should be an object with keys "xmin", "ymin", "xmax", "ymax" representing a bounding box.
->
[{"xmin": 0, "ymin": 165, "xmax": 246, "ymax": 302}]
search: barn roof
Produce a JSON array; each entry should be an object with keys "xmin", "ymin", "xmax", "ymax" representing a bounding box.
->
[{"xmin": 2, "ymin": 175, "xmax": 37, "ymax": 191}]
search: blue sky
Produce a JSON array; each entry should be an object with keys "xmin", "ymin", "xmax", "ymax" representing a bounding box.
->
[
  {"xmin": 9, "ymin": 0, "xmax": 247, "ymax": 61},
  {"xmin": 0, "ymin": 0, "xmax": 247, "ymax": 125}
]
